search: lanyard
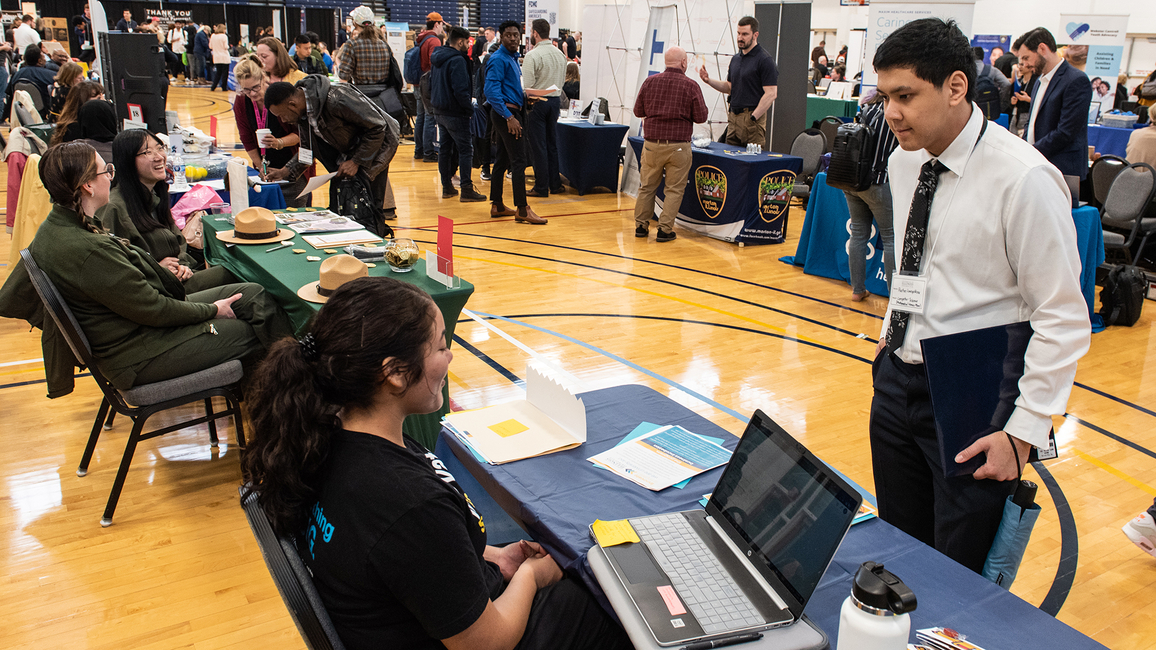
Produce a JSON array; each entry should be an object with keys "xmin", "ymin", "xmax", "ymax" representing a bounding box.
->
[{"xmin": 253, "ymin": 101, "xmax": 268, "ymax": 154}]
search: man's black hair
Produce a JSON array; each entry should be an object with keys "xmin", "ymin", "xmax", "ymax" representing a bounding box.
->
[
  {"xmin": 264, "ymin": 81, "xmax": 298, "ymax": 107},
  {"xmin": 498, "ymin": 20, "xmax": 522, "ymax": 36},
  {"xmin": 737, "ymin": 16, "xmax": 758, "ymax": 32},
  {"xmin": 447, "ymin": 26, "xmax": 470, "ymax": 45},
  {"xmin": 873, "ymin": 18, "xmax": 976, "ymax": 104},
  {"xmin": 971, "ymin": 46, "xmax": 985, "ymax": 61},
  {"xmin": 306, "ymin": 31, "xmax": 319, "ymax": 44},
  {"xmin": 1015, "ymin": 27, "xmax": 1056, "ymax": 54},
  {"xmin": 294, "ymin": 33, "xmax": 310, "ymax": 45},
  {"xmin": 531, "ymin": 18, "xmax": 549, "ymax": 39},
  {"xmin": 425, "ymin": 20, "xmax": 437, "ymax": 30},
  {"xmin": 23, "ymin": 43, "xmax": 40, "ymax": 67}
]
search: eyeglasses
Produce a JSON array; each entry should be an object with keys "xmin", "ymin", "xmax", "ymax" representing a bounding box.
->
[
  {"xmin": 97, "ymin": 163, "xmax": 115, "ymax": 180},
  {"xmin": 136, "ymin": 145, "xmax": 167, "ymax": 160},
  {"xmin": 239, "ymin": 81, "xmax": 264, "ymax": 97}
]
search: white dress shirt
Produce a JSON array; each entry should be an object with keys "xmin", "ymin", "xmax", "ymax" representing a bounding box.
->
[
  {"xmin": 883, "ymin": 104, "xmax": 1091, "ymax": 449},
  {"xmin": 1025, "ymin": 59, "xmax": 1062, "ymax": 145},
  {"xmin": 13, "ymin": 23, "xmax": 40, "ymax": 53}
]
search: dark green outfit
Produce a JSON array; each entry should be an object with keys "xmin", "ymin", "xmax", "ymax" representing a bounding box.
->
[
  {"xmin": 9, "ymin": 205, "xmax": 293, "ymax": 390},
  {"xmin": 96, "ymin": 185, "xmax": 235, "ymax": 294}
]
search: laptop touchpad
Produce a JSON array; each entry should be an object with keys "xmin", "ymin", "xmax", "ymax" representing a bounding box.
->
[{"xmin": 613, "ymin": 543, "xmax": 666, "ymax": 585}]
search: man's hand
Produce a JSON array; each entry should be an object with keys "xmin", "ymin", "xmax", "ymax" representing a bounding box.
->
[
  {"xmin": 698, "ymin": 65, "xmax": 710, "ymax": 83},
  {"xmin": 213, "ymin": 294, "xmax": 243, "ymax": 319},
  {"xmin": 519, "ymin": 552, "xmax": 562, "ymax": 590},
  {"xmin": 337, "ymin": 160, "xmax": 360, "ymax": 178},
  {"xmin": 490, "ymin": 540, "xmax": 544, "ymax": 582},
  {"xmin": 506, "ymin": 115, "xmax": 522, "ymax": 138},
  {"xmin": 957, "ymin": 431, "xmax": 1031, "ymax": 482},
  {"xmin": 264, "ymin": 167, "xmax": 291, "ymax": 182},
  {"xmin": 875, "ymin": 338, "xmax": 887, "ymax": 358}
]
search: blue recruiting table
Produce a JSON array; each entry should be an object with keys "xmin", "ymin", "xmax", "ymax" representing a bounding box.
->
[
  {"xmin": 440, "ymin": 384, "xmax": 1105, "ymax": 649},
  {"xmin": 783, "ymin": 173, "xmax": 1105, "ymax": 329},
  {"xmin": 169, "ymin": 168, "xmax": 288, "ymax": 211},
  {"xmin": 628, "ymin": 137, "xmax": 804, "ymax": 245},
  {"xmin": 1088, "ymin": 124, "xmax": 1132, "ymax": 158},
  {"xmin": 555, "ymin": 120, "xmax": 630, "ymax": 195}
]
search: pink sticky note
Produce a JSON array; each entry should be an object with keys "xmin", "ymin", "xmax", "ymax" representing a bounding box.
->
[
  {"xmin": 437, "ymin": 215, "xmax": 453, "ymax": 277},
  {"xmin": 656, "ymin": 585, "xmax": 686, "ymax": 616}
]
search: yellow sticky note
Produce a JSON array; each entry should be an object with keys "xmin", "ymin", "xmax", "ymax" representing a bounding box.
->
[
  {"xmin": 488, "ymin": 419, "xmax": 529, "ymax": 438},
  {"xmin": 592, "ymin": 519, "xmax": 641, "ymax": 547}
]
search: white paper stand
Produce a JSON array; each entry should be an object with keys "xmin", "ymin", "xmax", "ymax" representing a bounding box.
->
[
  {"xmin": 227, "ymin": 158, "xmax": 250, "ymax": 213},
  {"xmin": 424, "ymin": 251, "xmax": 460, "ymax": 289}
]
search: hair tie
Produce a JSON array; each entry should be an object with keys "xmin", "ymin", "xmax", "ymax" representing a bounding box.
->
[{"xmin": 298, "ymin": 333, "xmax": 319, "ymax": 361}]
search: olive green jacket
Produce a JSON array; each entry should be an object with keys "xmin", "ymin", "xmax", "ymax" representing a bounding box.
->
[
  {"xmin": 96, "ymin": 185, "xmax": 196, "ymax": 268},
  {"xmin": 2, "ymin": 205, "xmax": 220, "ymax": 390}
]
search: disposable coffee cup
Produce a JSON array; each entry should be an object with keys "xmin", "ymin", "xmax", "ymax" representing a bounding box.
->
[{"xmin": 256, "ymin": 128, "xmax": 272, "ymax": 145}]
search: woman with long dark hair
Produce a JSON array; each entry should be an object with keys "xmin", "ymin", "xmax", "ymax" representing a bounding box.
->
[
  {"xmin": 51, "ymin": 80, "xmax": 104, "ymax": 145},
  {"xmin": 241, "ymin": 277, "xmax": 631, "ymax": 650},
  {"xmin": 4, "ymin": 141, "xmax": 291, "ymax": 390},
  {"xmin": 97, "ymin": 129, "xmax": 235, "ymax": 291}
]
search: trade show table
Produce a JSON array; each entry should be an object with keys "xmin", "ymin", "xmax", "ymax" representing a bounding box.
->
[
  {"xmin": 441, "ymin": 384, "xmax": 1105, "ymax": 649},
  {"xmin": 1088, "ymin": 123, "xmax": 1139, "ymax": 159},
  {"xmin": 805, "ymin": 95, "xmax": 858, "ymax": 127},
  {"xmin": 627, "ymin": 137, "xmax": 803, "ymax": 244},
  {"xmin": 555, "ymin": 120, "xmax": 630, "ymax": 195},
  {"xmin": 784, "ymin": 172, "xmax": 1105, "ymax": 329},
  {"xmin": 201, "ymin": 212, "xmax": 473, "ymax": 448}
]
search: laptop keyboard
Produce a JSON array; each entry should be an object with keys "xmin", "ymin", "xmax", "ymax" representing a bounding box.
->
[{"xmin": 630, "ymin": 514, "xmax": 766, "ymax": 634}]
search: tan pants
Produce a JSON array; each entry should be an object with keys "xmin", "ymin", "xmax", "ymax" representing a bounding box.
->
[
  {"xmin": 725, "ymin": 109, "xmax": 767, "ymax": 147},
  {"xmin": 634, "ymin": 140, "xmax": 693, "ymax": 233}
]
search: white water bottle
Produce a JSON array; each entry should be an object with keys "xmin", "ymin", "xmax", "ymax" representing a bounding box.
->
[
  {"xmin": 169, "ymin": 139, "xmax": 189, "ymax": 192},
  {"xmin": 836, "ymin": 562, "xmax": 917, "ymax": 650}
]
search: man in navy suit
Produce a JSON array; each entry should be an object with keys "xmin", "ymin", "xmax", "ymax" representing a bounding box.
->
[{"xmin": 1015, "ymin": 27, "xmax": 1091, "ymax": 186}]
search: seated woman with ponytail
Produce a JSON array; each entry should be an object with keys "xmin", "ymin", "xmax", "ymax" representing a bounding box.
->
[
  {"xmin": 97, "ymin": 129, "xmax": 235, "ymax": 292},
  {"xmin": 241, "ymin": 277, "xmax": 631, "ymax": 650},
  {"xmin": 9, "ymin": 141, "xmax": 293, "ymax": 391}
]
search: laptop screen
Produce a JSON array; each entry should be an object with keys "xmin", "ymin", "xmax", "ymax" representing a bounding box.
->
[{"xmin": 708, "ymin": 412, "xmax": 860, "ymax": 607}]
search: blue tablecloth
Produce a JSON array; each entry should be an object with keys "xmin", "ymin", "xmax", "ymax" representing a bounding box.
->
[
  {"xmin": 1088, "ymin": 124, "xmax": 1131, "ymax": 158},
  {"xmin": 1072, "ymin": 205, "xmax": 1106, "ymax": 331},
  {"xmin": 628, "ymin": 137, "xmax": 804, "ymax": 245},
  {"xmin": 169, "ymin": 166, "xmax": 287, "ymax": 210},
  {"xmin": 556, "ymin": 121, "xmax": 629, "ymax": 195},
  {"xmin": 782, "ymin": 172, "xmax": 891, "ymax": 297},
  {"xmin": 440, "ymin": 384, "xmax": 1105, "ymax": 650}
]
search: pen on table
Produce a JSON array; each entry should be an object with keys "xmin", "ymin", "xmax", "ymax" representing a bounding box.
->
[
  {"xmin": 681, "ymin": 632, "xmax": 763, "ymax": 650},
  {"xmin": 265, "ymin": 241, "xmax": 292, "ymax": 253}
]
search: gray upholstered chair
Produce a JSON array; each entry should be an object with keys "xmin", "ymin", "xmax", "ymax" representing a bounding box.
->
[
  {"xmin": 1090, "ymin": 155, "xmax": 1128, "ymax": 208},
  {"xmin": 790, "ymin": 128, "xmax": 827, "ymax": 201},
  {"xmin": 1100, "ymin": 162, "xmax": 1156, "ymax": 264},
  {"xmin": 20, "ymin": 248, "xmax": 245, "ymax": 526},
  {"xmin": 240, "ymin": 485, "xmax": 348, "ymax": 650},
  {"xmin": 818, "ymin": 116, "xmax": 843, "ymax": 154}
]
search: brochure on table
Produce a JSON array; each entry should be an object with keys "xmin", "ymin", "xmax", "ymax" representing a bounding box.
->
[
  {"xmin": 588, "ymin": 424, "xmax": 732, "ymax": 491},
  {"xmin": 443, "ymin": 364, "xmax": 587, "ymax": 464}
]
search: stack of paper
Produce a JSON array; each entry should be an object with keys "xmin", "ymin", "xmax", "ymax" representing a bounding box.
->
[
  {"xmin": 275, "ymin": 210, "xmax": 340, "ymax": 225},
  {"xmin": 288, "ymin": 216, "xmax": 364, "ymax": 234},
  {"xmin": 914, "ymin": 628, "xmax": 987, "ymax": 650},
  {"xmin": 302, "ymin": 230, "xmax": 384, "ymax": 248},
  {"xmin": 588, "ymin": 424, "xmax": 732, "ymax": 491},
  {"xmin": 443, "ymin": 364, "xmax": 586, "ymax": 464}
]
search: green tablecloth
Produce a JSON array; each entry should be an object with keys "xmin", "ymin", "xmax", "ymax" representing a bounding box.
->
[
  {"xmin": 202, "ymin": 213, "xmax": 474, "ymax": 448},
  {"xmin": 805, "ymin": 95, "xmax": 859, "ymax": 127}
]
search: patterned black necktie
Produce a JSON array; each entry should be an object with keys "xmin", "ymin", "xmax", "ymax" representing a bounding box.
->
[{"xmin": 885, "ymin": 159, "xmax": 949, "ymax": 350}]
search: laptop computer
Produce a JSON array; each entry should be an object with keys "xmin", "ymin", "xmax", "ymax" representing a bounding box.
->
[{"xmin": 594, "ymin": 410, "xmax": 862, "ymax": 647}]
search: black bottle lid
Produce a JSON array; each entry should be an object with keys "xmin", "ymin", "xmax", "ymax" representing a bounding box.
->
[{"xmin": 851, "ymin": 561, "xmax": 918, "ymax": 615}]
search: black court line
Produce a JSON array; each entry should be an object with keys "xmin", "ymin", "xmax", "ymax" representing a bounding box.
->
[
  {"xmin": 450, "ymin": 310, "xmax": 1078, "ymax": 615},
  {"xmin": 1064, "ymin": 413, "xmax": 1156, "ymax": 460},
  {"xmin": 412, "ymin": 238, "xmax": 878, "ymax": 343},
  {"xmin": 1034, "ymin": 460, "xmax": 1078, "ymax": 616},
  {"xmin": 404, "ymin": 227, "xmax": 883, "ymax": 320},
  {"xmin": 1073, "ymin": 382, "xmax": 1156, "ymax": 419},
  {"xmin": 0, "ymin": 372, "xmax": 91, "ymax": 391}
]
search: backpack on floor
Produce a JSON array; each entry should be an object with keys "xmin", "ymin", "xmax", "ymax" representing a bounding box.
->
[
  {"xmin": 334, "ymin": 172, "xmax": 394, "ymax": 239},
  {"xmin": 975, "ymin": 64, "xmax": 1002, "ymax": 120},
  {"xmin": 826, "ymin": 121, "xmax": 875, "ymax": 192},
  {"xmin": 1099, "ymin": 264, "xmax": 1147, "ymax": 327}
]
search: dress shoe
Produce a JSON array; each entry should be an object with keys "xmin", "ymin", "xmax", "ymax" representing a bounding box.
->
[
  {"xmin": 491, "ymin": 204, "xmax": 517, "ymax": 217},
  {"xmin": 460, "ymin": 186, "xmax": 487, "ymax": 202},
  {"xmin": 515, "ymin": 209, "xmax": 548, "ymax": 225},
  {"xmin": 550, "ymin": 186, "xmax": 566, "ymax": 194},
  {"xmin": 442, "ymin": 187, "xmax": 458, "ymax": 198},
  {"xmin": 423, "ymin": 154, "xmax": 439, "ymax": 163},
  {"xmin": 526, "ymin": 189, "xmax": 550, "ymax": 198},
  {"xmin": 635, "ymin": 224, "xmax": 649, "ymax": 238},
  {"xmin": 382, "ymin": 208, "xmax": 397, "ymax": 221},
  {"xmin": 656, "ymin": 229, "xmax": 677, "ymax": 242}
]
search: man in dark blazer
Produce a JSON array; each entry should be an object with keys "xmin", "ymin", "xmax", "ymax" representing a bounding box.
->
[{"xmin": 1015, "ymin": 27, "xmax": 1092, "ymax": 182}]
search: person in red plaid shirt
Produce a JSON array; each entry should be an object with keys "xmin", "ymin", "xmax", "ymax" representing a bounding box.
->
[{"xmin": 633, "ymin": 46, "xmax": 707, "ymax": 242}]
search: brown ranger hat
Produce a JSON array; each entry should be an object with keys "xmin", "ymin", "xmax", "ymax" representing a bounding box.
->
[
  {"xmin": 215, "ymin": 207, "xmax": 295, "ymax": 245},
  {"xmin": 297, "ymin": 254, "xmax": 369, "ymax": 303}
]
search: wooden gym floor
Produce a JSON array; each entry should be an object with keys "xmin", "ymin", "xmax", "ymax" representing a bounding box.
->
[{"xmin": 1, "ymin": 86, "xmax": 1155, "ymax": 648}]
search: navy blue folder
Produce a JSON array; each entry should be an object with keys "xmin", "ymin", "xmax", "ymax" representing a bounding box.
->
[{"xmin": 920, "ymin": 321, "xmax": 1034, "ymax": 478}]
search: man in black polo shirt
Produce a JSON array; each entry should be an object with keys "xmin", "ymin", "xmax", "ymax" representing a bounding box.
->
[{"xmin": 699, "ymin": 15, "xmax": 778, "ymax": 146}]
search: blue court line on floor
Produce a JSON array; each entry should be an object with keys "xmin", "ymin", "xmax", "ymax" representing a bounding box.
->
[
  {"xmin": 460, "ymin": 310, "xmax": 877, "ymax": 506},
  {"xmin": 412, "ymin": 238, "xmax": 876, "ymax": 343},
  {"xmin": 1034, "ymin": 460, "xmax": 1078, "ymax": 616},
  {"xmin": 452, "ymin": 335, "xmax": 523, "ymax": 386}
]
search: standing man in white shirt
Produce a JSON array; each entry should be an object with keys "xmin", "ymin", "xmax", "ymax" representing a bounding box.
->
[
  {"xmin": 869, "ymin": 18, "xmax": 1090, "ymax": 573},
  {"xmin": 13, "ymin": 14, "xmax": 40, "ymax": 53},
  {"xmin": 522, "ymin": 18, "xmax": 567, "ymax": 197}
]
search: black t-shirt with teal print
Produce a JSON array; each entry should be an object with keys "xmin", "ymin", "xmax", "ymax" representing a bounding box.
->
[{"xmin": 298, "ymin": 430, "xmax": 505, "ymax": 649}]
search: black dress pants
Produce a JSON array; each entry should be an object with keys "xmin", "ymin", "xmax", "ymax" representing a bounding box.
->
[
  {"xmin": 489, "ymin": 106, "xmax": 528, "ymax": 208},
  {"xmin": 513, "ymin": 577, "xmax": 632, "ymax": 650},
  {"xmin": 869, "ymin": 351, "xmax": 1015, "ymax": 573}
]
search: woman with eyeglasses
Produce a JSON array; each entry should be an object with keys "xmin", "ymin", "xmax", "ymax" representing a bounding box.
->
[
  {"xmin": 96, "ymin": 129, "xmax": 236, "ymax": 291},
  {"xmin": 232, "ymin": 56, "xmax": 313, "ymax": 207},
  {"xmin": 1, "ymin": 141, "xmax": 292, "ymax": 392}
]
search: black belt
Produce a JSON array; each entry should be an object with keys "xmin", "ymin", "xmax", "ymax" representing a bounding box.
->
[{"xmin": 644, "ymin": 139, "xmax": 690, "ymax": 144}]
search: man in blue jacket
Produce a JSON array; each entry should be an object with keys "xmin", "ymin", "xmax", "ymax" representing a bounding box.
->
[
  {"xmin": 484, "ymin": 21, "xmax": 547, "ymax": 224},
  {"xmin": 431, "ymin": 26, "xmax": 486, "ymax": 202},
  {"xmin": 1015, "ymin": 27, "xmax": 1091, "ymax": 196},
  {"xmin": 193, "ymin": 24, "xmax": 211, "ymax": 85}
]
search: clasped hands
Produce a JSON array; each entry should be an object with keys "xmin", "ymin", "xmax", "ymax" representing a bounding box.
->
[
  {"xmin": 157, "ymin": 256, "xmax": 193, "ymax": 281},
  {"xmin": 487, "ymin": 540, "xmax": 562, "ymax": 588}
]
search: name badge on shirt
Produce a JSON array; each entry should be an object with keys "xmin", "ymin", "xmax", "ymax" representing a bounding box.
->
[
  {"xmin": 889, "ymin": 275, "xmax": 928, "ymax": 315},
  {"xmin": 298, "ymin": 148, "xmax": 313, "ymax": 165}
]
